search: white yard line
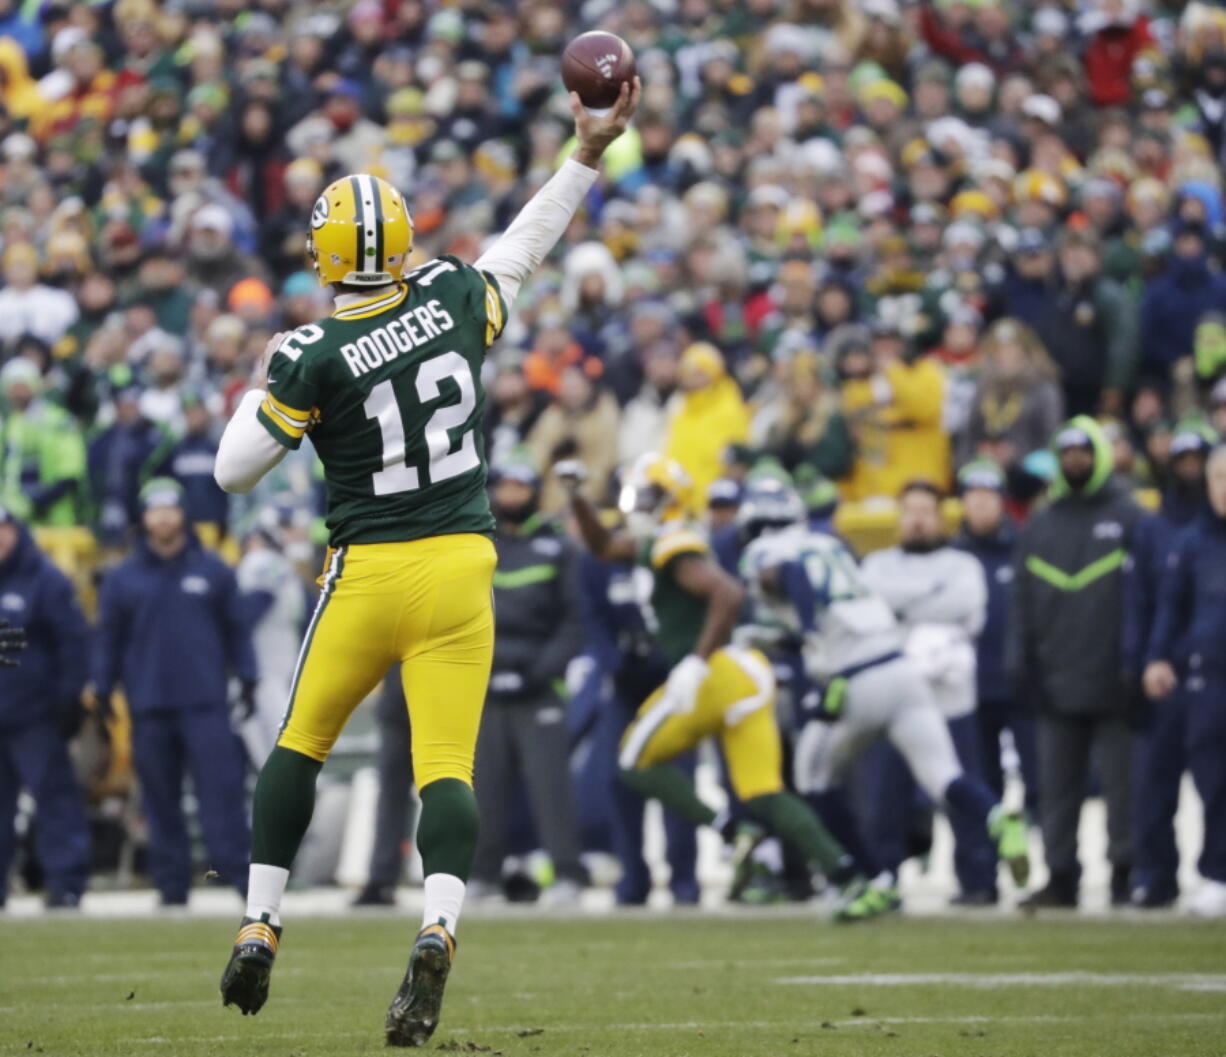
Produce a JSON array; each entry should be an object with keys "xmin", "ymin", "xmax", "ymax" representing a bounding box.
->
[{"xmin": 775, "ymin": 971, "xmax": 1226, "ymax": 991}]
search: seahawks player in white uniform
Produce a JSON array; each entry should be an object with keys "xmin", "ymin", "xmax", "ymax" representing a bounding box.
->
[{"xmin": 736, "ymin": 479, "xmax": 1029, "ymax": 913}]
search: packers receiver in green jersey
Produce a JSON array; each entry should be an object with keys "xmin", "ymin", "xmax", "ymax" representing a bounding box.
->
[{"xmin": 558, "ymin": 454, "xmax": 891, "ymax": 915}]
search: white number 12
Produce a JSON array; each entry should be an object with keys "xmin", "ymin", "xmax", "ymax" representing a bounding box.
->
[{"xmin": 364, "ymin": 351, "xmax": 480, "ymax": 496}]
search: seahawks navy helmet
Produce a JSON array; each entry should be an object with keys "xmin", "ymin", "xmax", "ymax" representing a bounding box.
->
[{"xmin": 736, "ymin": 477, "xmax": 806, "ymax": 542}]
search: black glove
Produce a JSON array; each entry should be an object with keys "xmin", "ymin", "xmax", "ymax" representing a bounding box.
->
[
  {"xmin": 235, "ymin": 680, "xmax": 258, "ymax": 722},
  {"xmin": 0, "ymin": 619, "xmax": 26, "ymax": 668}
]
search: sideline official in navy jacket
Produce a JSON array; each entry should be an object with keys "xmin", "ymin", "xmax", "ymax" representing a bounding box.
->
[
  {"xmin": 1142, "ymin": 444, "xmax": 1226, "ymax": 917},
  {"xmin": 0, "ymin": 507, "xmax": 91, "ymax": 908},
  {"xmin": 93, "ymin": 478, "xmax": 256, "ymax": 904},
  {"xmin": 954, "ymin": 461, "xmax": 1036, "ymax": 816},
  {"xmin": 1122, "ymin": 424, "xmax": 1213, "ymax": 907}
]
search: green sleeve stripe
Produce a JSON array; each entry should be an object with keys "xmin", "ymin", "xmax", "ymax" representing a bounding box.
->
[
  {"xmin": 256, "ymin": 405, "xmax": 303, "ymax": 451},
  {"xmin": 492, "ymin": 564, "xmax": 558, "ymax": 589},
  {"xmin": 1024, "ymin": 549, "xmax": 1125, "ymax": 592}
]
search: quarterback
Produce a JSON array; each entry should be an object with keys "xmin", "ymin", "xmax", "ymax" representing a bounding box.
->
[{"xmin": 212, "ymin": 81, "xmax": 639, "ymax": 1046}]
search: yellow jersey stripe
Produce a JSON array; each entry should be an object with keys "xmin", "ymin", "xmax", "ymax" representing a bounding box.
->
[
  {"xmin": 483, "ymin": 277, "xmax": 505, "ymax": 347},
  {"xmin": 651, "ymin": 532, "xmax": 709, "ymax": 569},
  {"xmin": 333, "ymin": 284, "xmax": 408, "ymax": 320},
  {"xmin": 261, "ymin": 399, "xmax": 309, "ymax": 437},
  {"xmin": 265, "ymin": 390, "xmax": 312, "ymax": 424}
]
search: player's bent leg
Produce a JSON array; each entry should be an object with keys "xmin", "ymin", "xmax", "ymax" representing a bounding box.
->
[
  {"xmin": 888, "ymin": 700, "xmax": 1029, "ymax": 888},
  {"xmin": 711, "ymin": 650, "xmax": 858, "ymax": 908},
  {"xmin": 223, "ymin": 547, "xmax": 397, "ymax": 1016},
  {"xmin": 388, "ymin": 534, "xmax": 495, "ymax": 1048},
  {"xmin": 616, "ymin": 683, "xmax": 719, "ymax": 827}
]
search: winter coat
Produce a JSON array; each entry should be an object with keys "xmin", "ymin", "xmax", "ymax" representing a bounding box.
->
[
  {"xmin": 489, "ymin": 515, "xmax": 584, "ymax": 701},
  {"xmin": 0, "ymin": 522, "xmax": 89, "ymax": 730},
  {"xmin": 93, "ymin": 534, "xmax": 256, "ymax": 714},
  {"xmin": 1010, "ymin": 415, "xmax": 1145, "ymax": 716}
]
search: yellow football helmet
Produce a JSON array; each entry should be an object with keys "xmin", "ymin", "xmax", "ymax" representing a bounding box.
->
[
  {"xmin": 618, "ymin": 453, "xmax": 694, "ymax": 537},
  {"xmin": 307, "ymin": 173, "xmax": 413, "ymax": 286}
]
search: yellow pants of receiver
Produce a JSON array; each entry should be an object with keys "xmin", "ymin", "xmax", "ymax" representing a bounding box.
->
[
  {"xmin": 618, "ymin": 646, "xmax": 783, "ymax": 800},
  {"xmin": 277, "ymin": 533, "xmax": 496, "ymax": 788}
]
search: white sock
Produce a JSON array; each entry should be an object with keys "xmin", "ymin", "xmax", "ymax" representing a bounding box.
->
[
  {"xmin": 246, "ymin": 864, "xmax": 290, "ymax": 927},
  {"xmin": 421, "ymin": 873, "xmax": 466, "ymax": 936}
]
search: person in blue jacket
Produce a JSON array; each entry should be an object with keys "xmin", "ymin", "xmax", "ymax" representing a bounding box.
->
[
  {"xmin": 575, "ymin": 551, "xmax": 699, "ymax": 905},
  {"xmin": 1140, "ymin": 223, "xmax": 1226, "ymax": 380},
  {"xmin": 1123, "ymin": 423, "xmax": 1214, "ymax": 907},
  {"xmin": 953, "ymin": 461, "xmax": 1037, "ymax": 816},
  {"xmin": 1141, "ymin": 443, "xmax": 1226, "ymax": 918},
  {"xmin": 93, "ymin": 478, "xmax": 256, "ymax": 905},
  {"xmin": 0, "ymin": 506, "xmax": 91, "ymax": 909},
  {"xmin": 158, "ymin": 390, "xmax": 230, "ymax": 535}
]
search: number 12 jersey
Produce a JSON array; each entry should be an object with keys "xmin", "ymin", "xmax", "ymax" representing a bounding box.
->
[{"xmin": 257, "ymin": 255, "xmax": 508, "ymax": 546}]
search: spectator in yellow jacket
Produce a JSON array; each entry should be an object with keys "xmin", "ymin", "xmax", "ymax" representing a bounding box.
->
[
  {"xmin": 664, "ymin": 342, "xmax": 750, "ymax": 512},
  {"xmin": 840, "ymin": 323, "xmax": 951, "ymax": 500}
]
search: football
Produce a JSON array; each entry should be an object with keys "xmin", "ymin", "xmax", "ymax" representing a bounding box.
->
[{"xmin": 561, "ymin": 31, "xmax": 636, "ymax": 111}]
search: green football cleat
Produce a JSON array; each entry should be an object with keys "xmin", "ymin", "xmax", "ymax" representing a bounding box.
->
[
  {"xmin": 989, "ymin": 807, "xmax": 1031, "ymax": 888},
  {"xmin": 385, "ymin": 923, "xmax": 456, "ymax": 1048},
  {"xmin": 725, "ymin": 822, "xmax": 768, "ymax": 903},
  {"xmin": 832, "ymin": 876, "xmax": 901, "ymax": 923},
  {"xmin": 220, "ymin": 915, "xmax": 282, "ymax": 1015}
]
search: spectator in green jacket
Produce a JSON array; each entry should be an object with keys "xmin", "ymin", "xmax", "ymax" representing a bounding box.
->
[{"xmin": 0, "ymin": 358, "xmax": 86, "ymax": 527}]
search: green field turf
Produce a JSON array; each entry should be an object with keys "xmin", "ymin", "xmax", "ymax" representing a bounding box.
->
[{"xmin": 3, "ymin": 912, "xmax": 1225, "ymax": 1057}]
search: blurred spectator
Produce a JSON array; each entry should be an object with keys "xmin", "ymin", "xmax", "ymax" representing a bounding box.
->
[
  {"xmin": 471, "ymin": 462, "xmax": 586, "ymax": 903},
  {"xmin": 0, "ymin": 357, "xmax": 86, "ymax": 526},
  {"xmin": 159, "ymin": 391, "xmax": 228, "ymax": 535},
  {"xmin": 0, "ymin": 243, "xmax": 78, "ymax": 346},
  {"xmin": 954, "ymin": 461, "xmax": 1037, "ymax": 815},
  {"xmin": 664, "ymin": 343, "xmax": 750, "ymax": 512},
  {"xmin": 1123, "ymin": 423, "xmax": 1214, "ymax": 907},
  {"xmin": 841, "ymin": 324, "xmax": 949, "ymax": 499},
  {"xmin": 961, "ymin": 319, "xmax": 1065, "ymax": 470},
  {"xmin": 1013, "ymin": 418, "xmax": 1145, "ymax": 908},
  {"xmin": 86, "ymin": 383, "xmax": 172, "ymax": 548},
  {"xmin": 485, "ymin": 357, "xmax": 548, "ymax": 468},
  {"xmin": 0, "ymin": 506, "xmax": 90, "ymax": 909},
  {"xmin": 528, "ymin": 364, "xmax": 619, "ymax": 514},
  {"xmin": 93, "ymin": 479, "xmax": 254, "ymax": 905},
  {"xmin": 862, "ymin": 480, "xmax": 994, "ymax": 904},
  {"xmin": 1141, "ymin": 224, "xmax": 1226, "ymax": 381},
  {"xmin": 184, "ymin": 204, "xmax": 269, "ymax": 300},
  {"xmin": 617, "ymin": 341, "xmax": 679, "ymax": 466},
  {"xmin": 1142, "ymin": 443, "xmax": 1226, "ymax": 917},
  {"xmin": 750, "ymin": 350, "xmax": 854, "ymax": 481}
]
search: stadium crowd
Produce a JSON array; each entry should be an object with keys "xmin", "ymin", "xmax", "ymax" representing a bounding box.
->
[{"xmin": 2, "ymin": 0, "xmax": 1226, "ymax": 915}]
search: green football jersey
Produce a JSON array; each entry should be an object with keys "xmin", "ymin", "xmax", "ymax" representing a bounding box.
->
[
  {"xmin": 256, "ymin": 255, "xmax": 507, "ymax": 546},
  {"xmin": 638, "ymin": 524, "xmax": 712, "ymax": 664}
]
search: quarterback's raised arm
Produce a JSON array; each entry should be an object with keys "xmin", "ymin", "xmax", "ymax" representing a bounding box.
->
[{"xmin": 474, "ymin": 78, "xmax": 640, "ymax": 306}]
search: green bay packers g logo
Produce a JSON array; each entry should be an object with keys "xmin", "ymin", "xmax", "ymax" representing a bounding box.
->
[{"xmin": 311, "ymin": 195, "xmax": 329, "ymax": 229}]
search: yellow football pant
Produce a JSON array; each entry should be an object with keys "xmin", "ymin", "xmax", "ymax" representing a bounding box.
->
[
  {"xmin": 618, "ymin": 646, "xmax": 784, "ymax": 800},
  {"xmin": 277, "ymin": 533, "xmax": 496, "ymax": 788}
]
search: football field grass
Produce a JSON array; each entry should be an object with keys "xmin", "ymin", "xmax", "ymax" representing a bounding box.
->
[{"xmin": 3, "ymin": 912, "xmax": 1225, "ymax": 1057}]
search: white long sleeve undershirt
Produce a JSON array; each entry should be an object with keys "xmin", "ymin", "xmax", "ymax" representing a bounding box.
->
[
  {"xmin": 474, "ymin": 157, "xmax": 599, "ymax": 305},
  {"xmin": 214, "ymin": 390, "xmax": 288, "ymax": 494},
  {"xmin": 214, "ymin": 158, "xmax": 599, "ymax": 495}
]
